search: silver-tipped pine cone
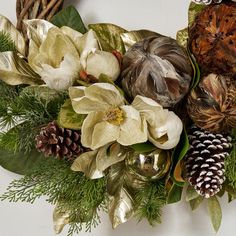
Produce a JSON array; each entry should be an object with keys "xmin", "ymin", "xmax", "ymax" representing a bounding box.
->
[
  {"xmin": 36, "ymin": 121, "xmax": 84, "ymax": 160},
  {"xmin": 185, "ymin": 126, "xmax": 232, "ymax": 198},
  {"xmin": 192, "ymin": 0, "xmax": 222, "ymax": 4},
  {"xmin": 121, "ymin": 35, "xmax": 192, "ymax": 108}
]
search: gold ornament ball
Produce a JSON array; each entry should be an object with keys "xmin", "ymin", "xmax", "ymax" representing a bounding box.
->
[
  {"xmin": 187, "ymin": 73, "xmax": 236, "ymax": 133},
  {"xmin": 126, "ymin": 149, "xmax": 170, "ymax": 180}
]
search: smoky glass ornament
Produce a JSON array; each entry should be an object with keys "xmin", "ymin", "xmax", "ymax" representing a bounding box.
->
[
  {"xmin": 126, "ymin": 149, "xmax": 170, "ymax": 180},
  {"xmin": 121, "ymin": 35, "xmax": 193, "ymax": 108}
]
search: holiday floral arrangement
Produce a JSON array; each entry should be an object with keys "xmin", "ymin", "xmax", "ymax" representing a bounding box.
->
[{"xmin": 0, "ymin": 0, "xmax": 235, "ymax": 235}]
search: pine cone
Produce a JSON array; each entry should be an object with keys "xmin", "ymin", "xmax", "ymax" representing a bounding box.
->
[
  {"xmin": 185, "ymin": 126, "xmax": 232, "ymax": 198},
  {"xmin": 187, "ymin": 73, "xmax": 236, "ymax": 133},
  {"xmin": 36, "ymin": 121, "xmax": 84, "ymax": 160},
  {"xmin": 189, "ymin": 2, "xmax": 236, "ymax": 75}
]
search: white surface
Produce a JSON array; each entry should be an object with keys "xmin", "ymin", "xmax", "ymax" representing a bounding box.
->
[{"xmin": 0, "ymin": 0, "xmax": 235, "ymax": 236}]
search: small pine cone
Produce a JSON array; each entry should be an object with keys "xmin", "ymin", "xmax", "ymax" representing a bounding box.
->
[
  {"xmin": 36, "ymin": 121, "xmax": 84, "ymax": 160},
  {"xmin": 192, "ymin": 0, "xmax": 222, "ymax": 4},
  {"xmin": 185, "ymin": 126, "xmax": 232, "ymax": 198}
]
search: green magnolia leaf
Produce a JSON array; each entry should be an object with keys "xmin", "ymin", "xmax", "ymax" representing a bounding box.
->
[
  {"xmin": 88, "ymin": 23, "xmax": 127, "ymax": 54},
  {"xmin": 121, "ymin": 30, "xmax": 161, "ymax": 49},
  {"xmin": 170, "ymin": 127, "xmax": 189, "ymax": 186},
  {"xmin": 167, "ymin": 184, "xmax": 183, "ymax": 204},
  {"xmin": 189, "ymin": 196, "xmax": 204, "ymax": 211},
  {"xmin": 107, "ymin": 162, "xmax": 134, "ymax": 228},
  {"xmin": 0, "ymin": 51, "xmax": 42, "ymax": 86},
  {"xmin": 58, "ymin": 99, "xmax": 86, "ymax": 130},
  {"xmin": 186, "ymin": 185, "xmax": 200, "ymax": 202},
  {"xmin": 176, "ymin": 28, "xmax": 188, "ymax": 48},
  {"xmin": 51, "ymin": 6, "xmax": 87, "ymax": 34},
  {"xmin": 188, "ymin": 47, "xmax": 201, "ymax": 90},
  {"xmin": 207, "ymin": 196, "xmax": 222, "ymax": 232},
  {"xmin": 131, "ymin": 142, "xmax": 157, "ymax": 154},
  {"xmin": 188, "ymin": 2, "xmax": 206, "ymax": 27},
  {"xmin": 0, "ymin": 149, "xmax": 45, "ymax": 175}
]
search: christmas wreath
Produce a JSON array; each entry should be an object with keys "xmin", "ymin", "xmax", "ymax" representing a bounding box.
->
[{"xmin": 0, "ymin": 0, "xmax": 235, "ymax": 235}]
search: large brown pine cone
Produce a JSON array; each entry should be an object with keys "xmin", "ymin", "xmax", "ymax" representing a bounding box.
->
[
  {"xmin": 121, "ymin": 35, "xmax": 193, "ymax": 108},
  {"xmin": 189, "ymin": 2, "xmax": 236, "ymax": 75},
  {"xmin": 187, "ymin": 73, "xmax": 236, "ymax": 133}
]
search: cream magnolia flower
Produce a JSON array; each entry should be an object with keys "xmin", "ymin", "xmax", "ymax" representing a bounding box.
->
[
  {"xmin": 25, "ymin": 20, "xmax": 120, "ymax": 90},
  {"xmin": 69, "ymin": 83, "xmax": 147, "ymax": 150},
  {"xmin": 132, "ymin": 96, "xmax": 183, "ymax": 149}
]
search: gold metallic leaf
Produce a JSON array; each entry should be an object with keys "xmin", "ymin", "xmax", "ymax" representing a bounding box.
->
[
  {"xmin": 88, "ymin": 23, "xmax": 127, "ymax": 54},
  {"xmin": 53, "ymin": 204, "xmax": 70, "ymax": 234},
  {"xmin": 121, "ymin": 30, "xmax": 161, "ymax": 49},
  {"xmin": 107, "ymin": 162, "xmax": 134, "ymax": 228},
  {"xmin": 0, "ymin": 15, "xmax": 26, "ymax": 56},
  {"xmin": 0, "ymin": 51, "xmax": 42, "ymax": 85},
  {"xmin": 176, "ymin": 28, "xmax": 188, "ymax": 48},
  {"xmin": 71, "ymin": 143, "xmax": 127, "ymax": 179}
]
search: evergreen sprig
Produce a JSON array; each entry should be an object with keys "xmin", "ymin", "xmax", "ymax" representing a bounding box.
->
[
  {"xmin": 0, "ymin": 158, "xmax": 107, "ymax": 235},
  {"xmin": 0, "ymin": 87, "xmax": 67, "ymax": 153},
  {"xmin": 134, "ymin": 180, "xmax": 166, "ymax": 226},
  {"xmin": 225, "ymin": 130, "xmax": 236, "ymax": 188},
  {"xmin": 0, "ymin": 31, "xmax": 16, "ymax": 52}
]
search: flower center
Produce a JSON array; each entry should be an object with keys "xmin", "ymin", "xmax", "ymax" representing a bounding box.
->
[{"xmin": 104, "ymin": 107, "xmax": 124, "ymax": 125}]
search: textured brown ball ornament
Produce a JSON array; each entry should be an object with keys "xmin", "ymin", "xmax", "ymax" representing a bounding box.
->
[
  {"xmin": 187, "ymin": 74, "xmax": 236, "ymax": 133},
  {"xmin": 121, "ymin": 36, "xmax": 193, "ymax": 108},
  {"xmin": 189, "ymin": 3, "xmax": 236, "ymax": 75}
]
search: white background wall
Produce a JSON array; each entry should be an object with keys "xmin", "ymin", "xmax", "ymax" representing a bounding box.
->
[{"xmin": 0, "ymin": 0, "xmax": 235, "ymax": 236}]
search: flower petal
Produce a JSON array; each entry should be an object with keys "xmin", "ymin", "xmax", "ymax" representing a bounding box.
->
[
  {"xmin": 81, "ymin": 111, "xmax": 104, "ymax": 148},
  {"xmin": 85, "ymin": 83, "xmax": 124, "ymax": 107},
  {"xmin": 41, "ymin": 54, "xmax": 80, "ymax": 90},
  {"xmin": 69, "ymin": 86, "xmax": 85, "ymax": 100},
  {"xmin": 118, "ymin": 105, "xmax": 148, "ymax": 146},
  {"xmin": 86, "ymin": 50, "xmax": 120, "ymax": 81},
  {"xmin": 91, "ymin": 121, "xmax": 119, "ymax": 150},
  {"xmin": 149, "ymin": 111, "xmax": 183, "ymax": 149},
  {"xmin": 132, "ymin": 95, "xmax": 167, "ymax": 127},
  {"xmin": 29, "ymin": 27, "xmax": 80, "ymax": 73}
]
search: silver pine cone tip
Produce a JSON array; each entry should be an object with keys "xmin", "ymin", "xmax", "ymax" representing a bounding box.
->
[{"xmin": 185, "ymin": 126, "xmax": 232, "ymax": 198}]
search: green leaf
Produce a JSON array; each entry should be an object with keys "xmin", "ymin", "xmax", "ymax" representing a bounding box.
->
[
  {"xmin": 176, "ymin": 28, "xmax": 188, "ymax": 48},
  {"xmin": 0, "ymin": 149, "xmax": 45, "ymax": 175},
  {"xmin": 88, "ymin": 23, "xmax": 127, "ymax": 54},
  {"xmin": 131, "ymin": 142, "xmax": 157, "ymax": 154},
  {"xmin": 188, "ymin": 2, "xmax": 206, "ymax": 27},
  {"xmin": 187, "ymin": 47, "xmax": 201, "ymax": 90},
  {"xmin": 186, "ymin": 185, "xmax": 199, "ymax": 202},
  {"xmin": 167, "ymin": 184, "xmax": 183, "ymax": 204},
  {"xmin": 57, "ymin": 99, "xmax": 86, "ymax": 130},
  {"xmin": 51, "ymin": 6, "xmax": 87, "ymax": 34},
  {"xmin": 189, "ymin": 196, "xmax": 204, "ymax": 211},
  {"xmin": 170, "ymin": 127, "xmax": 189, "ymax": 186},
  {"xmin": 207, "ymin": 196, "xmax": 222, "ymax": 233}
]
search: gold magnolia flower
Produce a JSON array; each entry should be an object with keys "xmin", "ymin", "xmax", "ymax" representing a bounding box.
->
[
  {"xmin": 132, "ymin": 95, "xmax": 183, "ymax": 149},
  {"xmin": 69, "ymin": 83, "xmax": 147, "ymax": 150}
]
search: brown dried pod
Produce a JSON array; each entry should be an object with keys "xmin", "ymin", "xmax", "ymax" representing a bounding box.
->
[
  {"xmin": 187, "ymin": 73, "xmax": 236, "ymax": 133},
  {"xmin": 121, "ymin": 35, "xmax": 193, "ymax": 108},
  {"xmin": 189, "ymin": 2, "xmax": 236, "ymax": 75}
]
